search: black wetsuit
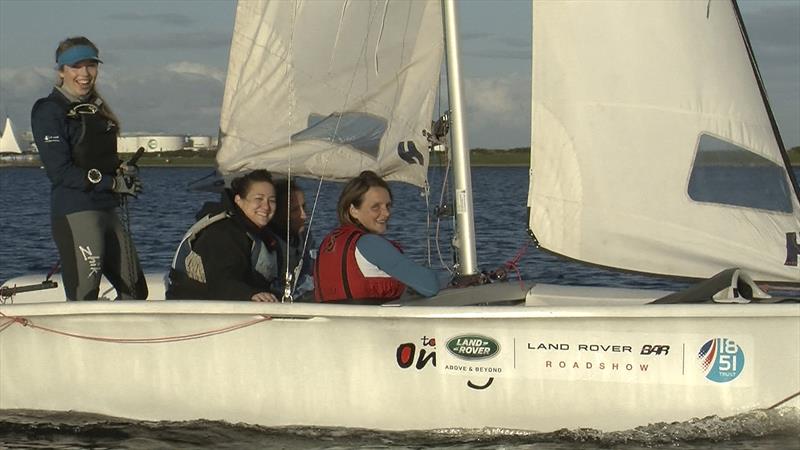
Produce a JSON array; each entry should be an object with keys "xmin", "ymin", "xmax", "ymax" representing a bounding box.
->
[
  {"xmin": 31, "ymin": 87, "xmax": 147, "ymax": 300},
  {"xmin": 269, "ymin": 227, "xmax": 316, "ymax": 301}
]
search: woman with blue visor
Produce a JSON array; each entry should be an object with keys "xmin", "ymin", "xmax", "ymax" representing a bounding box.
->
[{"xmin": 31, "ymin": 36, "xmax": 148, "ymax": 300}]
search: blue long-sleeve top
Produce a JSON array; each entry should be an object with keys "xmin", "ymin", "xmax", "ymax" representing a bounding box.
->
[{"xmin": 355, "ymin": 234, "xmax": 440, "ymax": 297}]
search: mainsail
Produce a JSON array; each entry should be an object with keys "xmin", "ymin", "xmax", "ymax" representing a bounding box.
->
[
  {"xmin": 216, "ymin": 0, "xmax": 444, "ymax": 187},
  {"xmin": 0, "ymin": 118, "xmax": 22, "ymax": 154},
  {"xmin": 529, "ymin": 1, "xmax": 800, "ymax": 284}
]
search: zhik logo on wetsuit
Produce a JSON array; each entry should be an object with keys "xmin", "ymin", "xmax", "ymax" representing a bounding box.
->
[
  {"xmin": 43, "ymin": 135, "xmax": 62, "ymax": 143},
  {"xmin": 79, "ymin": 245, "xmax": 102, "ymax": 278}
]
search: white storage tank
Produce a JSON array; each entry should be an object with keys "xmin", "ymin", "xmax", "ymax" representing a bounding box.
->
[
  {"xmin": 189, "ymin": 135, "xmax": 212, "ymax": 150},
  {"xmin": 117, "ymin": 135, "xmax": 141, "ymax": 153},
  {"xmin": 138, "ymin": 135, "xmax": 186, "ymax": 152}
]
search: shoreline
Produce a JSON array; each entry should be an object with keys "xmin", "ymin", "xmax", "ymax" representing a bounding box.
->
[
  {"xmin": 0, "ymin": 162, "xmax": 533, "ymax": 169},
  {"xmin": 2, "ymin": 146, "xmax": 797, "ymax": 169},
  {"xmin": 0, "ymin": 153, "xmax": 534, "ymax": 169}
]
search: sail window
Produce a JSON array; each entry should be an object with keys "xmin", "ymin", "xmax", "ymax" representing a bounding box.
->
[
  {"xmin": 688, "ymin": 134, "xmax": 793, "ymax": 213},
  {"xmin": 290, "ymin": 112, "xmax": 387, "ymax": 159}
]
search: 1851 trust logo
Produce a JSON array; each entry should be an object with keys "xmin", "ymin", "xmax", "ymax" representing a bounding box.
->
[
  {"xmin": 698, "ymin": 338, "xmax": 745, "ymax": 383},
  {"xmin": 446, "ymin": 335, "xmax": 500, "ymax": 360}
]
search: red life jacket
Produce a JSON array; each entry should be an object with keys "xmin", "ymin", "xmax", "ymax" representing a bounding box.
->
[{"xmin": 314, "ymin": 224, "xmax": 406, "ymax": 302}]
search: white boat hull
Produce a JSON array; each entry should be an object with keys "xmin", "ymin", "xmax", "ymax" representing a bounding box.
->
[{"xmin": 2, "ymin": 291, "xmax": 798, "ymax": 432}]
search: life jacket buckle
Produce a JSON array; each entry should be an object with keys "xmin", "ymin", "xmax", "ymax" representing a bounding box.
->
[{"xmin": 66, "ymin": 103, "xmax": 99, "ymax": 118}]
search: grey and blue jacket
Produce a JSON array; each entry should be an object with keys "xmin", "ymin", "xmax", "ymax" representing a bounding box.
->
[{"xmin": 167, "ymin": 192, "xmax": 282, "ymax": 300}]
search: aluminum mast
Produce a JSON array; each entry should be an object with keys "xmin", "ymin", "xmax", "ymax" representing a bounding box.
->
[{"xmin": 442, "ymin": 0, "xmax": 478, "ymax": 275}]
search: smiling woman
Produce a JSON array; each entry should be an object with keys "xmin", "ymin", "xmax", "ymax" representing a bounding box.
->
[
  {"xmin": 313, "ymin": 170, "xmax": 442, "ymax": 304},
  {"xmin": 166, "ymin": 169, "xmax": 281, "ymax": 302},
  {"xmin": 30, "ymin": 35, "xmax": 148, "ymax": 301}
]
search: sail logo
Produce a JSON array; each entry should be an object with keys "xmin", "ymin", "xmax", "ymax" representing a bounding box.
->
[
  {"xmin": 786, "ymin": 232, "xmax": 799, "ymax": 266},
  {"xmin": 446, "ymin": 335, "xmax": 500, "ymax": 360},
  {"xmin": 397, "ymin": 141, "xmax": 424, "ymax": 165},
  {"xmin": 697, "ymin": 338, "xmax": 744, "ymax": 383}
]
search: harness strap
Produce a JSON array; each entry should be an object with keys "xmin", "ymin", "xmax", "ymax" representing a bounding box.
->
[
  {"xmin": 314, "ymin": 244, "xmax": 324, "ymax": 301},
  {"xmin": 341, "ymin": 232, "xmax": 360, "ymax": 300}
]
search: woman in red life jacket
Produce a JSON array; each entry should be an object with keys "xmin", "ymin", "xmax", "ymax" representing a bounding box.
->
[{"xmin": 314, "ymin": 170, "xmax": 440, "ymax": 303}]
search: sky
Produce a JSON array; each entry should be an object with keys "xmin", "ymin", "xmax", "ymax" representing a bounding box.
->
[{"xmin": 0, "ymin": 0, "xmax": 798, "ymax": 149}]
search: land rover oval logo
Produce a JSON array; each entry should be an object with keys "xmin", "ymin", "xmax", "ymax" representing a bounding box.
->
[{"xmin": 446, "ymin": 335, "xmax": 500, "ymax": 360}]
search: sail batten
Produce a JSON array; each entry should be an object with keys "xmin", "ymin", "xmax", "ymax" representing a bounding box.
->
[
  {"xmin": 217, "ymin": 0, "xmax": 443, "ymax": 187},
  {"xmin": 529, "ymin": 1, "xmax": 800, "ymax": 284}
]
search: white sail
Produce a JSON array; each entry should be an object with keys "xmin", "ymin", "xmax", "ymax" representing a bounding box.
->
[
  {"xmin": 216, "ymin": 0, "xmax": 443, "ymax": 187},
  {"xmin": 0, "ymin": 117, "xmax": 22, "ymax": 154},
  {"xmin": 529, "ymin": 1, "xmax": 800, "ymax": 285}
]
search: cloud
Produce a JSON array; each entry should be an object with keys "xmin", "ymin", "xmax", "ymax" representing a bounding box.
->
[
  {"xmin": 463, "ymin": 74, "xmax": 531, "ymax": 148},
  {"xmin": 0, "ymin": 67, "xmax": 53, "ymax": 135},
  {"xmin": 462, "ymin": 31, "xmax": 492, "ymax": 41},
  {"xmin": 101, "ymin": 66, "xmax": 225, "ymax": 135},
  {"xmin": 166, "ymin": 62, "xmax": 226, "ymax": 83},
  {"xmin": 104, "ymin": 31, "xmax": 231, "ymax": 51},
  {"xmin": 0, "ymin": 64, "xmax": 226, "ymax": 137},
  {"xmin": 105, "ymin": 12, "xmax": 195, "ymax": 27},
  {"xmin": 744, "ymin": 3, "xmax": 800, "ymax": 68},
  {"xmin": 743, "ymin": 2, "xmax": 800, "ymax": 146},
  {"xmin": 461, "ymin": 31, "xmax": 530, "ymax": 61},
  {"xmin": 497, "ymin": 36, "xmax": 530, "ymax": 49},
  {"xmin": 463, "ymin": 48, "xmax": 530, "ymax": 61}
]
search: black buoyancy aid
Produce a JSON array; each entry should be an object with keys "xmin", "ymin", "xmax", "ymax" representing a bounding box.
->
[
  {"xmin": 171, "ymin": 211, "xmax": 230, "ymax": 278},
  {"xmin": 38, "ymin": 92, "xmax": 120, "ymax": 174},
  {"xmin": 171, "ymin": 211, "xmax": 279, "ymax": 285}
]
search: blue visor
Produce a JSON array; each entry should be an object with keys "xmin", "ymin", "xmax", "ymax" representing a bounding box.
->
[{"xmin": 56, "ymin": 45, "xmax": 102, "ymax": 67}]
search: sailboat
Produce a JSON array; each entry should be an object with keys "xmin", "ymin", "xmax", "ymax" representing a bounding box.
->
[
  {"xmin": 0, "ymin": 117, "xmax": 23, "ymax": 155},
  {"xmin": 1, "ymin": 0, "xmax": 798, "ymax": 433}
]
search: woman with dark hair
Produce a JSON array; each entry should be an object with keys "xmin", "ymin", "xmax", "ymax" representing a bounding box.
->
[
  {"xmin": 268, "ymin": 179, "xmax": 316, "ymax": 300},
  {"xmin": 31, "ymin": 36, "xmax": 147, "ymax": 300},
  {"xmin": 314, "ymin": 170, "xmax": 439, "ymax": 303},
  {"xmin": 167, "ymin": 170, "xmax": 281, "ymax": 302}
]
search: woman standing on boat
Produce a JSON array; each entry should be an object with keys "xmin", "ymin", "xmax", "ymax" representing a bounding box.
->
[
  {"xmin": 31, "ymin": 36, "xmax": 147, "ymax": 301},
  {"xmin": 314, "ymin": 170, "xmax": 440, "ymax": 303},
  {"xmin": 268, "ymin": 179, "xmax": 316, "ymax": 301},
  {"xmin": 167, "ymin": 170, "xmax": 281, "ymax": 302}
]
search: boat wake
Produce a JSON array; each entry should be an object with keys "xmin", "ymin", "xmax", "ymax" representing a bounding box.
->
[{"xmin": 0, "ymin": 407, "xmax": 797, "ymax": 449}]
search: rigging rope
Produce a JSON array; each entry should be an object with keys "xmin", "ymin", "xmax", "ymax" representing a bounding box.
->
[
  {"xmin": 45, "ymin": 260, "xmax": 61, "ymax": 281},
  {"xmin": 281, "ymin": 175, "xmax": 294, "ymax": 303},
  {"xmin": 0, "ymin": 311, "xmax": 272, "ymax": 344},
  {"xmin": 433, "ymin": 141, "xmax": 455, "ymax": 274},
  {"xmin": 294, "ymin": 0, "xmax": 384, "ymax": 301},
  {"xmin": 503, "ymin": 241, "xmax": 530, "ymax": 289}
]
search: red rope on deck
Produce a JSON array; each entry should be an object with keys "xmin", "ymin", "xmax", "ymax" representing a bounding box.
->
[
  {"xmin": 768, "ymin": 391, "xmax": 800, "ymax": 409},
  {"xmin": 503, "ymin": 241, "xmax": 530, "ymax": 290},
  {"xmin": 0, "ymin": 311, "xmax": 272, "ymax": 344},
  {"xmin": 45, "ymin": 260, "xmax": 61, "ymax": 281},
  {"xmin": 0, "ymin": 313, "xmax": 30, "ymax": 332}
]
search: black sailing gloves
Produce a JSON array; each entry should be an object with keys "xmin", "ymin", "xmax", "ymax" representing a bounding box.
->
[{"xmin": 113, "ymin": 160, "xmax": 143, "ymax": 198}]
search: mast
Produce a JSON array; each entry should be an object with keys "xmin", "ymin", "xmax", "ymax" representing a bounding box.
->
[{"xmin": 442, "ymin": 0, "xmax": 479, "ymax": 275}]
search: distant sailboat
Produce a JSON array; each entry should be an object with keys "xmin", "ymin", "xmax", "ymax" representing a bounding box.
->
[{"xmin": 0, "ymin": 117, "xmax": 23, "ymax": 154}]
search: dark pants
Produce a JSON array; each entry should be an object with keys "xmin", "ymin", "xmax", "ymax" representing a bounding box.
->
[{"xmin": 52, "ymin": 209, "xmax": 148, "ymax": 300}]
